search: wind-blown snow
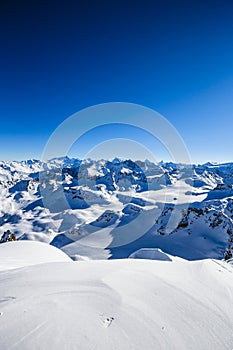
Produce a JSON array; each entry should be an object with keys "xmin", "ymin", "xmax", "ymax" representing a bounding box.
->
[{"xmin": 0, "ymin": 242, "xmax": 232, "ymax": 350}]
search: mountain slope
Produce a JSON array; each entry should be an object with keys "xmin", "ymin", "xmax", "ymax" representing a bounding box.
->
[{"xmin": 0, "ymin": 158, "xmax": 233, "ymax": 260}]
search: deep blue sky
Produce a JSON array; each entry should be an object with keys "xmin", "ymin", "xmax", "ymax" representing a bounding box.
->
[{"xmin": 0, "ymin": 0, "xmax": 233, "ymax": 163}]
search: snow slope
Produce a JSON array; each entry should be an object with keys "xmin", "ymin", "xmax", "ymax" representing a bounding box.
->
[
  {"xmin": 0, "ymin": 242, "xmax": 232, "ymax": 350},
  {"xmin": 129, "ymin": 248, "xmax": 172, "ymax": 260},
  {"xmin": 0, "ymin": 241, "xmax": 71, "ymax": 271}
]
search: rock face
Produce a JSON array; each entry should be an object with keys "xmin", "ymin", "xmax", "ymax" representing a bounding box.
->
[
  {"xmin": 0, "ymin": 158, "xmax": 233, "ymax": 260},
  {"xmin": 0, "ymin": 230, "xmax": 16, "ymax": 243}
]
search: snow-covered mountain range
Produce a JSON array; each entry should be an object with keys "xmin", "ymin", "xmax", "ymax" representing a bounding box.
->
[
  {"xmin": 1, "ymin": 157, "xmax": 233, "ymax": 261},
  {"xmin": 1, "ymin": 158, "xmax": 233, "ymax": 349}
]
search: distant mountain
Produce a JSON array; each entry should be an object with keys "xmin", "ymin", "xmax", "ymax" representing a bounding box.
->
[{"xmin": 0, "ymin": 158, "xmax": 233, "ymax": 261}]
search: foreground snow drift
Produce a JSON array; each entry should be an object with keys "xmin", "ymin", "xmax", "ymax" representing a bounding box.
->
[
  {"xmin": 0, "ymin": 241, "xmax": 71, "ymax": 271},
  {"xmin": 0, "ymin": 247, "xmax": 232, "ymax": 349}
]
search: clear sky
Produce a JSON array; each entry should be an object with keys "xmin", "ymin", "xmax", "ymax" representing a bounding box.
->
[{"xmin": 0, "ymin": 0, "xmax": 233, "ymax": 163}]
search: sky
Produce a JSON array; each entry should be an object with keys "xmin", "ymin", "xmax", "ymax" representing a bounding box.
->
[{"xmin": 0, "ymin": 0, "xmax": 233, "ymax": 163}]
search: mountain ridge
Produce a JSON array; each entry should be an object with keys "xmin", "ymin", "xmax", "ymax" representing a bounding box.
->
[{"xmin": 0, "ymin": 157, "xmax": 233, "ymax": 261}]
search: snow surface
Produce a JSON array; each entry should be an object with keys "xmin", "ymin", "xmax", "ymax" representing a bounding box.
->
[
  {"xmin": 0, "ymin": 241, "xmax": 71, "ymax": 271},
  {"xmin": 129, "ymin": 248, "xmax": 172, "ymax": 260},
  {"xmin": 0, "ymin": 242, "xmax": 232, "ymax": 349}
]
